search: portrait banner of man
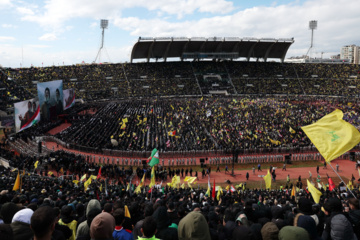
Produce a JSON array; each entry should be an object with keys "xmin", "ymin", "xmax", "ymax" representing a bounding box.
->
[
  {"xmin": 37, "ymin": 80, "xmax": 63, "ymax": 122},
  {"xmin": 63, "ymin": 88, "xmax": 75, "ymax": 110},
  {"xmin": 14, "ymin": 97, "xmax": 40, "ymax": 133}
]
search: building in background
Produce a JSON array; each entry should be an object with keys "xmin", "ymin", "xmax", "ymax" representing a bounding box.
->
[{"xmin": 340, "ymin": 45, "xmax": 360, "ymax": 64}]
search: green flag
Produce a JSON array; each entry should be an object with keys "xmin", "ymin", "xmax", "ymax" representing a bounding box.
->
[{"xmin": 147, "ymin": 148, "xmax": 159, "ymax": 167}]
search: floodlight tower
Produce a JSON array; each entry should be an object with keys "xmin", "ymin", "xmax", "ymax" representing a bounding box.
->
[
  {"xmin": 94, "ymin": 19, "xmax": 109, "ymax": 63},
  {"xmin": 305, "ymin": 20, "xmax": 317, "ymax": 62}
]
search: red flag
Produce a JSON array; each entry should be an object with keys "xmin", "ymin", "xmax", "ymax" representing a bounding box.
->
[
  {"xmin": 97, "ymin": 167, "xmax": 102, "ymax": 179},
  {"xmin": 328, "ymin": 176, "xmax": 335, "ymax": 191},
  {"xmin": 212, "ymin": 179, "xmax": 216, "ymax": 199}
]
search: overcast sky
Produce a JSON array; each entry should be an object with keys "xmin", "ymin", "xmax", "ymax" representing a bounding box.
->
[{"xmin": 0, "ymin": 0, "xmax": 359, "ymax": 68}]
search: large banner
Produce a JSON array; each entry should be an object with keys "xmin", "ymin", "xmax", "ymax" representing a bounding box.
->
[
  {"xmin": 63, "ymin": 88, "xmax": 75, "ymax": 110},
  {"xmin": 37, "ymin": 80, "xmax": 63, "ymax": 122},
  {"xmin": 14, "ymin": 98, "xmax": 40, "ymax": 133}
]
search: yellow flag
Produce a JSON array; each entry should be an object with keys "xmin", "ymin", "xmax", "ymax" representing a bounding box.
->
[
  {"xmin": 184, "ymin": 176, "xmax": 197, "ymax": 183},
  {"xmin": 358, "ymin": 168, "xmax": 360, "ymax": 177},
  {"xmin": 84, "ymin": 178, "xmax": 92, "ymax": 191},
  {"xmin": 124, "ymin": 205, "xmax": 131, "ymax": 218},
  {"xmin": 270, "ymin": 139, "xmax": 281, "ymax": 145},
  {"xmin": 13, "ymin": 172, "xmax": 20, "ymax": 191},
  {"xmin": 135, "ymin": 174, "xmax": 145, "ymax": 194},
  {"xmin": 187, "ymin": 182, "xmax": 193, "ymax": 190},
  {"xmin": 180, "ymin": 183, "xmax": 185, "ymax": 189},
  {"xmin": 48, "ymin": 171, "xmax": 53, "ymax": 176},
  {"xmin": 263, "ymin": 170, "xmax": 272, "ymax": 189},
  {"xmin": 149, "ymin": 167, "xmax": 155, "ymax": 188},
  {"xmin": 121, "ymin": 123, "xmax": 126, "ymax": 130},
  {"xmin": 34, "ymin": 161, "xmax": 39, "ymax": 169},
  {"xmin": 99, "ymin": 184, "xmax": 103, "ymax": 192},
  {"xmin": 307, "ymin": 179, "xmax": 322, "ymax": 203},
  {"xmin": 291, "ymin": 185, "xmax": 296, "ymax": 197},
  {"xmin": 59, "ymin": 167, "xmax": 64, "ymax": 174},
  {"xmin": 301, "ymin": 109, "xmax": 360, "ymax": 162},
  {"xmin": 90, "ymin": 175, "xmax": 97, "ymax": 180},
  {"xmin": 73, "ymin": 180, "xmax": 79, "ymax": 185},
  {"xmin": 289, "ymin": 127, "xmax": 296, "ymax": 134},
  {"xmin": 80, "ymin": 174, "xmax": 87, "ymax": 182}
]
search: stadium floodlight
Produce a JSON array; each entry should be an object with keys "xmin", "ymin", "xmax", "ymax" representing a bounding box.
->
[
  {"xmin": 94, "ymin": 19, "xmax": 110, "ymax": 63},
  {"xmin": 100, "ymin": 19, "xmax": 109, "ymax": 29},
  {"xmin": 305, "ymin": 20, "xmax": 318, "ymax": 62}
]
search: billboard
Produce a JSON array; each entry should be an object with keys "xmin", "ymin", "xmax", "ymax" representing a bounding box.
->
[
  {"xmin": 14, "ymin": 98, "xmax": 40, "ymax": 133},
  {"xmin": 37, "ymin": 80, "xmax": 63, "ymax": 122},
  {"xmin": 63, "ymin": 88, "xmax": 75, "ymax": 110}
]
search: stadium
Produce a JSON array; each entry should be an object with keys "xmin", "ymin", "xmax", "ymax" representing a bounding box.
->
[{"xmin": 1, "ymin": 13, "xmax": 360, "ymax": 240}]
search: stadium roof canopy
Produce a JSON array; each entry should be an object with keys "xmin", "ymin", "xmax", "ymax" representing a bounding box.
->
[{"xmin": 130, "ymin": 37, "xmax": 294, "ymax": 63}]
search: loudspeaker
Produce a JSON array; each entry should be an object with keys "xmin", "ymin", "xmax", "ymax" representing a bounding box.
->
[
  {"xmin": 350, "ymin": 152, "xmax": 355, "ymax": 161},
  {"xmin": 200, "ymin": 158, "xmax": 205, "ymax": 163},
  {"xmin": 285, "ymin": 155, "xmax": 291, "ymax": 164},
  {"xmin": 38, "ymin": 141, "xmax": 42, "ymax": 154}
]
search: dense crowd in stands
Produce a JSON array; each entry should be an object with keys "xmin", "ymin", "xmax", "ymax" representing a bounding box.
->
[
  {"xmin": 1, "ymin": 62, "xmax": 360, "ymax": 107},
  {"xmin": 27, "ymin": 96, "xmax": 357, "ymax": 153}
]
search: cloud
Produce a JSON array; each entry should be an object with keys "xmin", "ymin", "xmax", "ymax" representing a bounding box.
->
[
  {"xmin": 39, "ymin": 33, "xmax": 57, "ymax": 41},
  {"xmin": 16, "ymin": 6, "xmax": 35, "ymax": 15},
  {"xmin": 19, "ymin": 0, "xmax": 234, "ymax": 31},
  {"xmin": 0, "ymin": 0, "xmax": 11, "ymax": 9},
  {"xmin": 1, "ymin": 24, "xmax": 17, "ymax": 28},
  {"xmin": 0, "ymin": 36, "xmax": 15, "ymax": 41}
]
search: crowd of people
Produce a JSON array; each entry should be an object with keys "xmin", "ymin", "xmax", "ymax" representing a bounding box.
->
[
  {"xmin": 34, "ymin": 96, "xmax": 358, "ymax": 154},
  {"xmin": 1, "ymin": 62, "xmax": 360, "ymax": 106},
  {"xmin": 0, "ymin": 143, "xmax": 360, "ymax": 240}
]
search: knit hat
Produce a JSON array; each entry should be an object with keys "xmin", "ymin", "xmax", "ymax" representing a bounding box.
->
[
  {"xmin": 278, "ymin": 226, "xmax": 310, "ymax": 240},
  {"xmin": 12, "ymin": 208, "xmax": 34, "ymax": 224},
  {"xmin": 261, "ymin": 222, "xmax": 279, "ymax": 240},
  {"xmin": 296, "ymin": 215, "xmax": 319, "ymax": 240},
  {"xmin": 90, "ymin": 212, "xmax": 115, "ymax": 240}
]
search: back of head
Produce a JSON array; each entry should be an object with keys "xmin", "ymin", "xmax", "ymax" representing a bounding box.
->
[
  {"xmin": 298, "ymin": 198, "xmax": 313, "ymax": 215},
  {"xmin": 326, "ymin": 198, "xmax": 342, "ymax": 213},
  {"xmin": 90, "ymin": 212, "xmax": 115, "ymax": 240},
  {"xmin": 113, "ymin": 208, "xmax": 125, "ymax": 226},
  {"xmin": 142, "ymin": 216, "xmax": 157, "ymax": 238},
  {"xmin": 1, "ymin": 202, "xmax": 19, "ymax": 224},
  {"xmin": 278, "ymin": 226, "xmax": 310, "ymax": 240},
  {"xmin": 261, "ymin": 222, "xmax": 279, "ymax": 240},
  {"xmin": 178, "ymin": 211, "xmax": 211, "ymax": 240},
  {"xmin": 31, "ymin": 206, "xmax": 57, "ymax": 239}
]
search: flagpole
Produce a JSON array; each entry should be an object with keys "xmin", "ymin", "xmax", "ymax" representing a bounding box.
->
[{"xmin": 328, "ymin": 162, "xmax": 357, "ymax": 199}]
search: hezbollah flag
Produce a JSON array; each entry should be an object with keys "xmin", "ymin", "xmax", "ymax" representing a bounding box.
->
[
  {"xmin": 307, "ymin": 179, "xmax": 322, "ymax": 203},
  {"xmin": 149, "ymin": 167, "xmax": 155, "ymax": 188},
  {"xmin": 13, "ymin": 171, "xmax": 20, "ymax": 191},
  {"xmin": 263, "ymin": 170, "xmax": 272, "ymax": 189},
  {"xmin": 34, "ymin": 161, "xmax": 39, "ymax": 169},
  {"xmin": 135, "ymin": 174, "xmax": 145, "ymax": 194},
  {"xmin": 301, "ymin": 109, "xmax": 360, "ymax": 162},
  {"xmin": 147, "ymin": 148, "xmax": 159, "ymax": 167}
]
